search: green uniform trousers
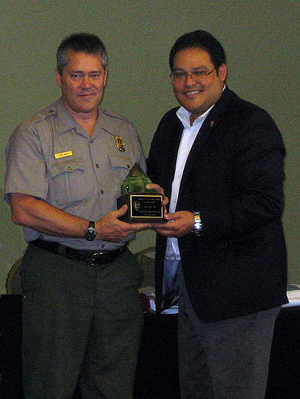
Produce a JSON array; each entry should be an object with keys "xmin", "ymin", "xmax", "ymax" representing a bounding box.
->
[{"xmin": 21, "ymin": 243, "xmax": 143, "ymax": 399}]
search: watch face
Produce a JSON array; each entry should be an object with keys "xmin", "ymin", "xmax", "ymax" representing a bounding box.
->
[{"xmin": 86, "ymin": 226, "xmax": 96, "ymax": 241}]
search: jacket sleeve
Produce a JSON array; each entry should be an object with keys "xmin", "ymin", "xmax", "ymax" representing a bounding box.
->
[{"xmin": 199, "ymin": 107, "xmax": 286, "ymax": 242}]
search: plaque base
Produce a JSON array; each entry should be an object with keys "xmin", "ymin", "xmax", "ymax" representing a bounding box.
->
[{"xmin": 117, "ymin": 192, "xmax": 165, "ymax": 223}]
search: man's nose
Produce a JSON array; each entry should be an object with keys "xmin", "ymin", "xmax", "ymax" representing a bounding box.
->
[
  {"xmin": 185, "ymin": 73, "xmax": 197, "ymax": 85},
  {"xmin": 81, "ymin": 75, "xmax": 92, "ymax": 87}
]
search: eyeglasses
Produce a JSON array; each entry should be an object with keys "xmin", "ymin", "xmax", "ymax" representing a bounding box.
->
[{"xmin": 170, "ymin": 68, "xmax": 216, "ymax": 83}]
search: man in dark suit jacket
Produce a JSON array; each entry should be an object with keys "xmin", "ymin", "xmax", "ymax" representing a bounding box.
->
[{"xmin": 147, "ymin": 30, "xmax": 287, "ymax": 399}]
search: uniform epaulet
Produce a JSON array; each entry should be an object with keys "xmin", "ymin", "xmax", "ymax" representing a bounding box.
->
[
  {"xmin": 22, "ymin": 103, "xmax": 57, "ymax": 128},
  {"xmin": 101, "ymin": 108, "xmax": 135, "ymax": 128}
]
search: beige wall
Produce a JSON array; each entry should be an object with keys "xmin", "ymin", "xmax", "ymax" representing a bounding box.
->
[{"xmin": 0, "ymin": 0, "xmax": 299, "ymax": 293}]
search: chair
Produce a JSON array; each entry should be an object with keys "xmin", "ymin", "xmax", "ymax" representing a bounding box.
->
[
  {"xmin": 6, "ymin": 258, "xmax": 22, "ymax": 295},
  {"xmin": 135, "ymin": 246, "xmax": 155, "ymax": 289}
]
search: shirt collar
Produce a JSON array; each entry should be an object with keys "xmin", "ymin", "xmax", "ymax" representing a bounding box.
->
[
  {"xmin": 176, "ymin": 84, "xmax": 226, "ymax": 128},
  {"xmin": 176, "ymin": 104, "xmax": 214, "ymax": 129},
  {"xmin": 55, "ymin": 98, "xmax": 102, "ymax": 138},
  {"xmin": 55, "ymin": 98, "xmax": 77, "ymax": 134}
]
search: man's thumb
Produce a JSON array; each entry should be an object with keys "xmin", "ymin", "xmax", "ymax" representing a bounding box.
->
[{"xmin": 115, "ymin": 204, "xmax": 128, "ymax": 217}]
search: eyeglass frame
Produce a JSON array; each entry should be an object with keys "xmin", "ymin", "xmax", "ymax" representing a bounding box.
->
[{"xmin": 169, "ymin": 67, "xmax": 216, "ymax": 83}]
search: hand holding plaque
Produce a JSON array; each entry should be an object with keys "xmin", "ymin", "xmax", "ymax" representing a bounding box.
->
[{"xmin": 117, "ymin": 163, "xmax": 165, "ymax": 223}]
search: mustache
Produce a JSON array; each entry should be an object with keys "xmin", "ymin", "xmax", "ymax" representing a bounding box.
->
[{"xmin": 78, "ymin": 89, "xmax": 96, "ymax": 95}]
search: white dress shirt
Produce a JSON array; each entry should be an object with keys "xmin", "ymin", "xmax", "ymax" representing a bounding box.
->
[{"xmin": 165, "ymin": 105, "xmax": 213, "ymax": 260}]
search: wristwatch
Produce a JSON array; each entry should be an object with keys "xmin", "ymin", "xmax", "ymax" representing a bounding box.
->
[
  {"xmin": 193, "ymin": 212, "xmax": 202, "ymax": 236},
  {"xmin": 85, "ymin": 221, "xmax": 97, "ymax": 241}
]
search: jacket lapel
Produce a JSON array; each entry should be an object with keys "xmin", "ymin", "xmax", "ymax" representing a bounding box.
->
[{"xmin": 178, "ymin": 87, "xmax": 231, "ymax": 198}]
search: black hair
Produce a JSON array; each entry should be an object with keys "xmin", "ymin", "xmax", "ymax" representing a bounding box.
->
[{"xmin": 169, "ymin": 30, "xmax": 226, "ymax": 71}]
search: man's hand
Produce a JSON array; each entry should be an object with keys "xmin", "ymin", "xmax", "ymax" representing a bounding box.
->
[
  {"xmin": 147, "ymin": 183, "xmax": 169, "ymax": 215},
  {"xmin": 95, "ymin": 205, "xmax": 152, "ymax": 242},
  {"xmin": 10, "ymin": 193, "xmax": 151, "ymax": 242},
  {"xmin": 151, "ymin": 210, "xmax": 194, "ymax": 238}
]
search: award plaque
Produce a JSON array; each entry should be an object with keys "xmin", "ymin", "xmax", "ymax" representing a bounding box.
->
[{"xmin": 117, "ymin": 163, "xmax": 165, "ymax": 223}]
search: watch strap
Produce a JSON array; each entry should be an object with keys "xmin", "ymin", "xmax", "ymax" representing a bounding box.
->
[
  {"xmin": 85, "ymin": 221, "xmax": 96, "ymax": 241},
  {"xmin": 88, "ymin": 221, "xmax": 95, "ymax": 229},
  {"xmin": 193, "ymin": 212, "xmax": 202, "ymax": 236}
]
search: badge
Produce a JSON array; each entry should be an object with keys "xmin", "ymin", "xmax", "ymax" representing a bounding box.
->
[{"xmin": 115, "ymin": 135, "xmax": 126, "ymax": 152}]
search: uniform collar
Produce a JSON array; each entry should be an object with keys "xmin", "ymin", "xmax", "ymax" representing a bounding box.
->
[
  {"xmin": 53, "ymin": 98, "xmax": 77, "ymax": 135},
  {"xmin": 54, "ymin": 98, "xmax": 105, "ymax": 138}
]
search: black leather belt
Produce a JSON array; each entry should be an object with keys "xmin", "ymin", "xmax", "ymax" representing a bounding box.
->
[{"xmin": 30, "ymin": 239, "xmax": 127, "ymax": 266}]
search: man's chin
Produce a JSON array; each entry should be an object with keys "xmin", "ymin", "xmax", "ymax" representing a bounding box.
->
[{"xmin": 73, "ymin": 102, "xmax": 99, "ymax": 114}]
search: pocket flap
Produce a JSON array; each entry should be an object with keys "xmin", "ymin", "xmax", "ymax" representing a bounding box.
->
[
  {"xmin": 109, "ymin": 154, "xmax": 134, "ymax": 170},
  {"xmin": 49, "ymin": 158, "xmax": 85, "ymax": 176}
]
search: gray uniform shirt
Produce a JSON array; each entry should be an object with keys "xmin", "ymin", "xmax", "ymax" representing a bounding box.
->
[{"xmin": 5, "ymin": 98, "xmax": 146, "ymax": 250}]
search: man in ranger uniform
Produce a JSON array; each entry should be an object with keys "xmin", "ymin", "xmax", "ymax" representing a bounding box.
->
[{"xmin": 5, "ymin": 33, "xmax": 152, "ymax": 399}]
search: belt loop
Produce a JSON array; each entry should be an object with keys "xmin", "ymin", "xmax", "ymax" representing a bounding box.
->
[{"xmin": 57, "ymin": 243, "xmax": 66, "ymax": 256}]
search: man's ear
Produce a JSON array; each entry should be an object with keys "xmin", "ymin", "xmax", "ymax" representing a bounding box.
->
[
  {"xmin": 218, "ymin": 63, "xmax": 227, "ymax": 81},
  {"xmin": 56, "ymin": 68, "xmax": 62, "ymax": 88},
  {"xmin": 103, "ymin": 68, "xmax": 108, "ymax": 88}
]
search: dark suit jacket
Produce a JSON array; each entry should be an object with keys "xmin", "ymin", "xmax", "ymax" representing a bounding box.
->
[{"xmin": 147, "ymin": 87, "xmax": 288, "ymax": 322}]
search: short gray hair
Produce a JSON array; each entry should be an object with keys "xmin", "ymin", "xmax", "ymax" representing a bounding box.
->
[{"xmin": 56, "ymin": 32, "xmax": 108, "ymax": 75}]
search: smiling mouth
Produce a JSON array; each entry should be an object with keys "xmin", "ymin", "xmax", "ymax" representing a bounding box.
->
[
  {"xmin": 184, "ymin": 90, "xmax": 203, "ymax": 97},
  {"xmin": 78, "ymin": 93, "xmax": 96, "ymax": 99}
]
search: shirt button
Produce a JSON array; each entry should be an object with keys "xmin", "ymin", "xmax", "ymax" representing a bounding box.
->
[
  {"xmin": 90, "ymin": 139, "xmax": 94, "ymax": 143},
  {"xmin": 96, "ymin": 164, "xmax": 99, "ymax": 168},
  {"xmin": 100, "ymin": 190, "xmax": 104, "ymax": 194}
]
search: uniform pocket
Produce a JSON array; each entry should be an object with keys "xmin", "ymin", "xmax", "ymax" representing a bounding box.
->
[
  {"xmin": 108, "ymin": 154, "xmax": 136, "ymax": 187},
  {"xmin": 49, "ymin": 158, "xmax": 87, "ymax": 205}
]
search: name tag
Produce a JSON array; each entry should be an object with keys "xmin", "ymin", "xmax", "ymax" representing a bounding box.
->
[{"xmin": 54, "ymin": 151, "xmax": 73, "ymax": 159}]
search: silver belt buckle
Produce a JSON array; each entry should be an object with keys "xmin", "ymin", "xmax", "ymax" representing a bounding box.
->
[{"xmin": 91, "ymin": 252, "xmax": 105, "ymax": 266}]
